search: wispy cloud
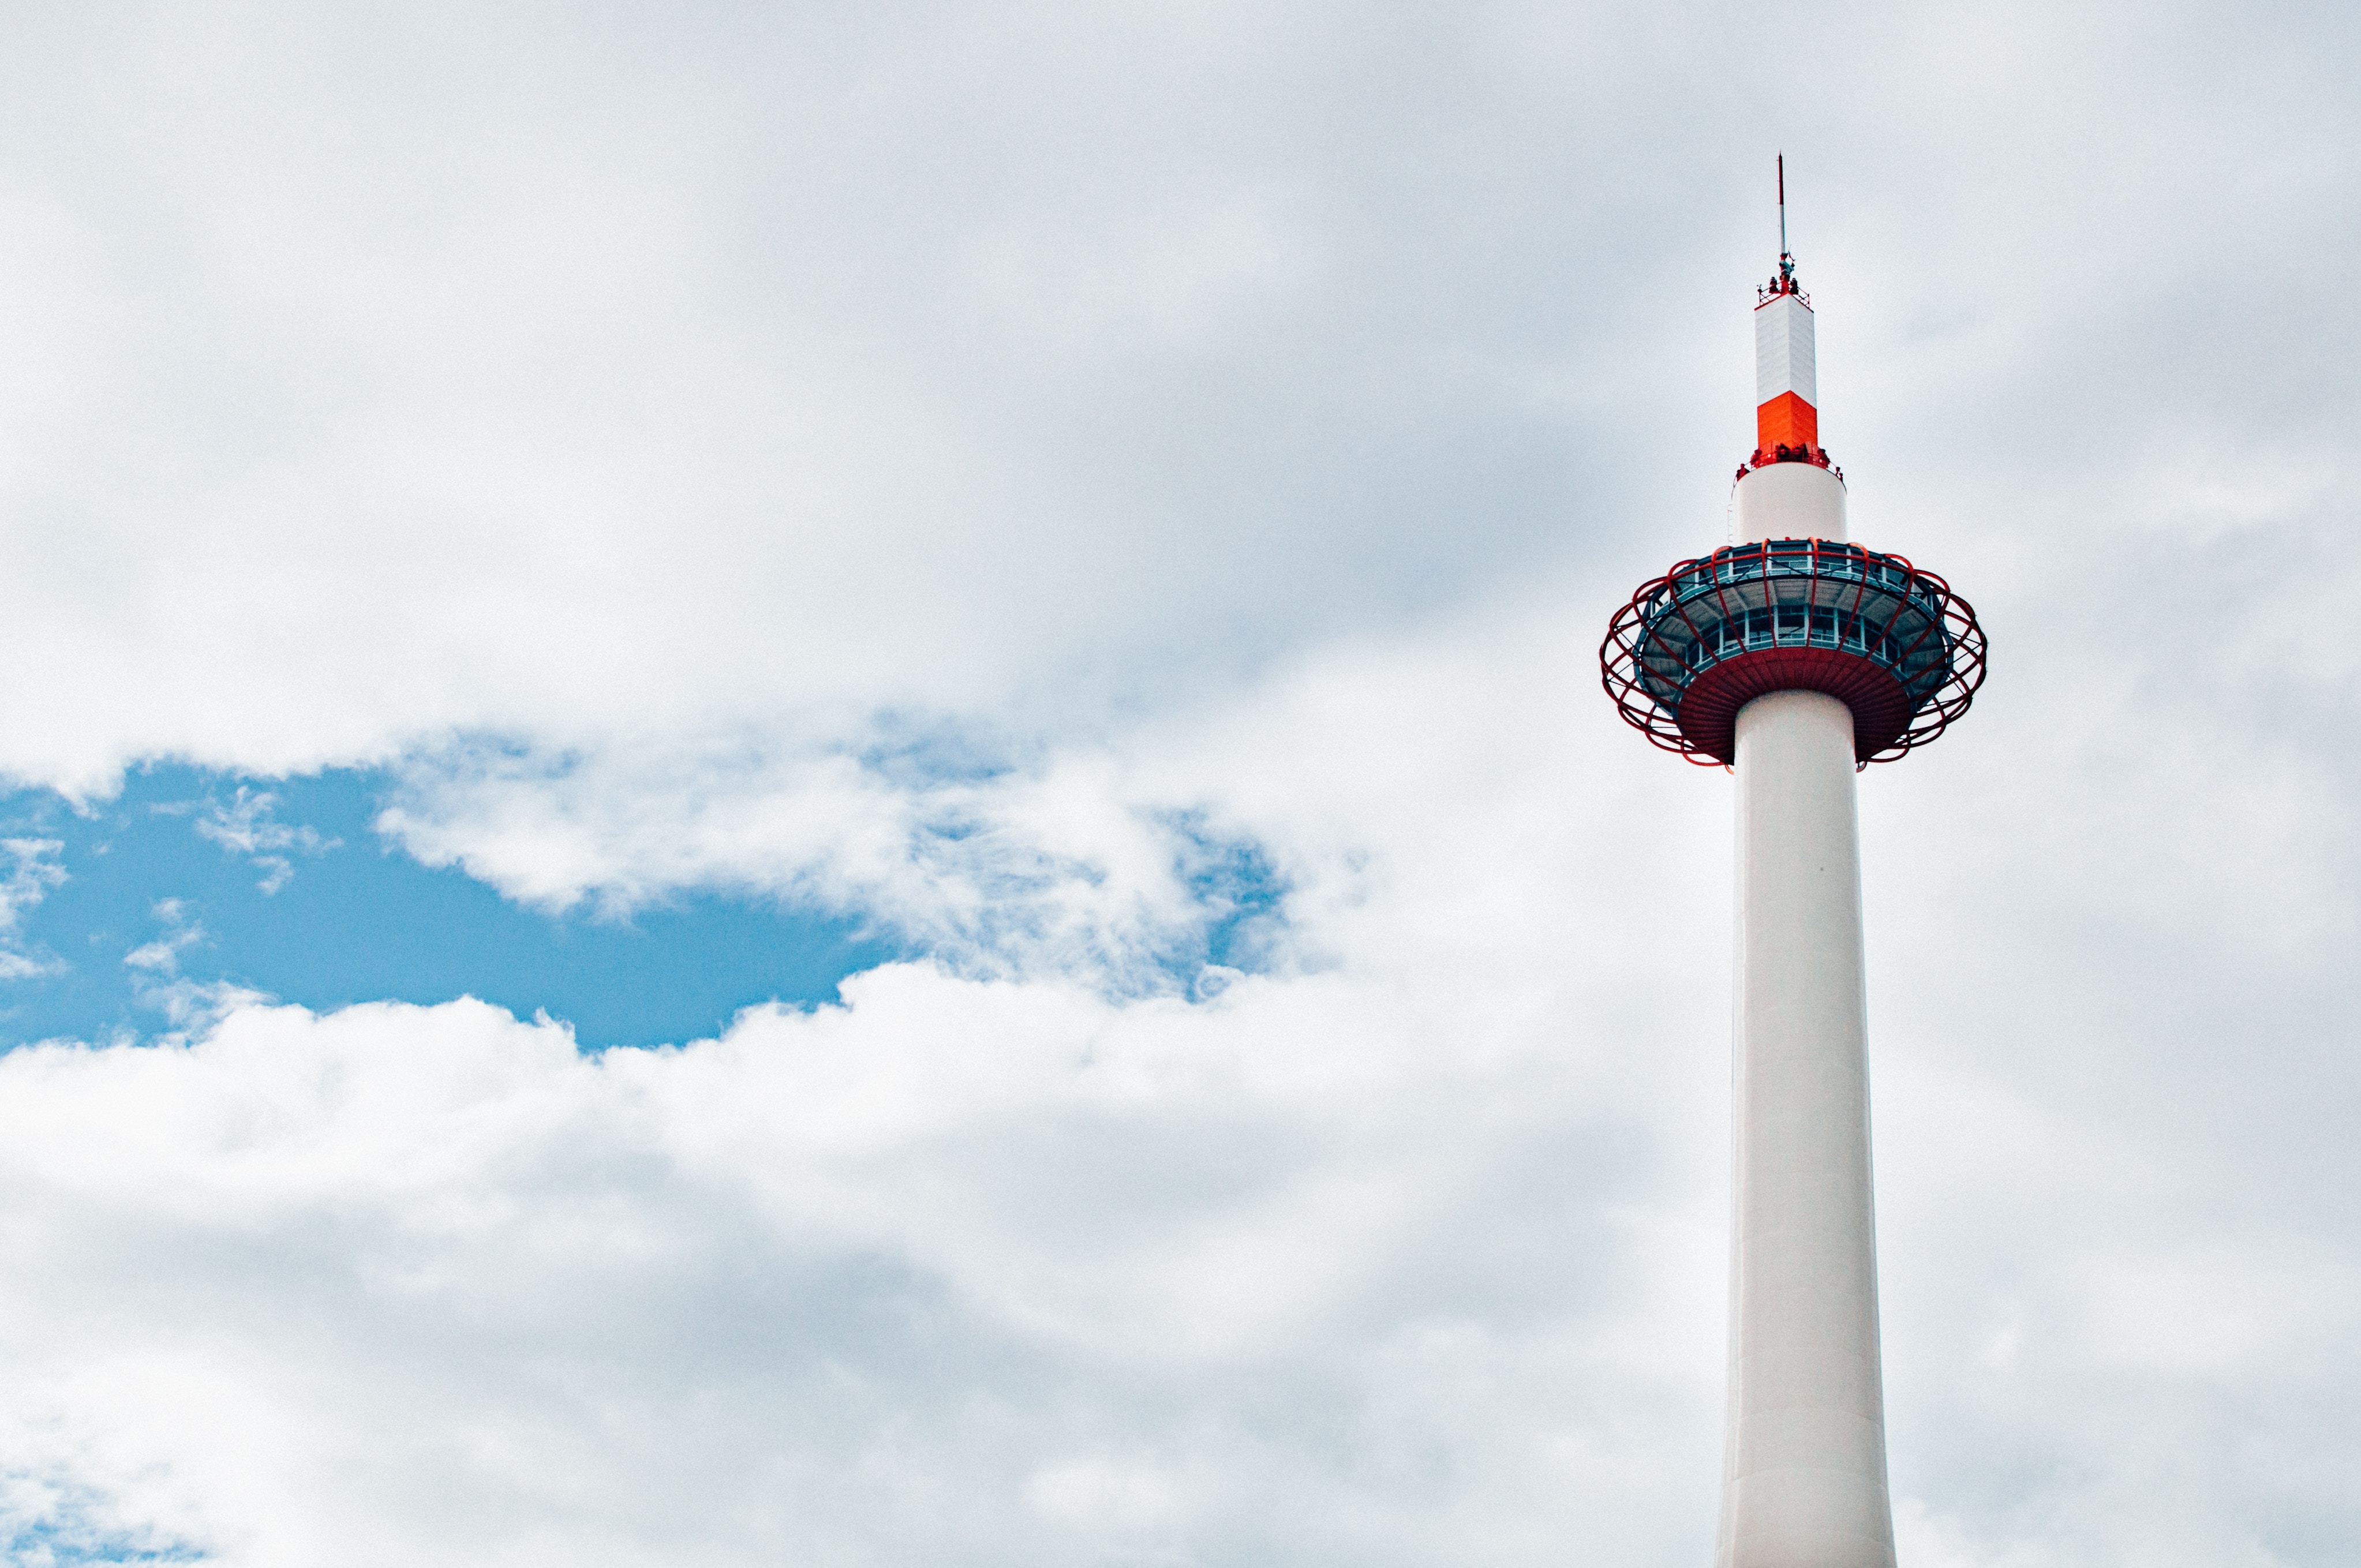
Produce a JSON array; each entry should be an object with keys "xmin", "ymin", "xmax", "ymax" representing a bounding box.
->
[
  {"xmin": 0, "ymin": 839, "xmax": 68, "ymax": 982},
  {"xmin": 185, "ymin": 788, "xmax": 339, "ymax": 893},
  {"xmin": 124, "ymin": 898, "xmax": 271, "ymax": 1036},
  {"xmin": 376, "ymin": 731, "xmax": 1293, "ymax": 997},
  {"xmin": 0, "ymin": 1466, "xmax": 204, "ymax": 1566}
]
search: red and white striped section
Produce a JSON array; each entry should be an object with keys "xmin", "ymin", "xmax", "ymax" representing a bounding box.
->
[
  {"xmin": 1733, "ymin": 271, "xmax": 1844, "ymax": 545},
  {"xmin": 1753, "ymin": 287, "xmax": 1817, "ymax": 454}
]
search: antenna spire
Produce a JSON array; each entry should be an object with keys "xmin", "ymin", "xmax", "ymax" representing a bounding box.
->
[{"xmin": 1776, "ymin": 154, "xmax": 1795, "ymax": 286}]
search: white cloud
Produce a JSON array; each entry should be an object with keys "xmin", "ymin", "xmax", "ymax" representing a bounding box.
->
[
  {"xmin": 373, "ymin": 729, "xmax": 1300, "ymax": 994},
  {"xmin": 0, "ymin": 966, "xmax": 1716, "ymax": 1567},
  {"xmin": 0, "ymin": 0, "xmax": 2338, "ymax": 801}
]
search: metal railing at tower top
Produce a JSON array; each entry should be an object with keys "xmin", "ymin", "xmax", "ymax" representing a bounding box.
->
[
  {"xmin": 1664, "ymin": 539, "xmax": 1941, "ymax": 605},
  {"xmin": 1600, "ymin": 536, "xmax": 1987, "ymax": 767},
  {"xmin": 1637, "ymin": 540, "xmax": 1956, "ymax": 694}
]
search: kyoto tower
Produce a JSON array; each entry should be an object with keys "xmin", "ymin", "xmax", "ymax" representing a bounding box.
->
[{"xmin": 1599, "ymin": 166, "xmax": 1986, "ymax": 1567}]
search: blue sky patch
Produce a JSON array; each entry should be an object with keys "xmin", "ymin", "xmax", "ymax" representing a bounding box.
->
[{"xmin": 0, "ymin": 764, "xmax": 901, "ymax": 1051}]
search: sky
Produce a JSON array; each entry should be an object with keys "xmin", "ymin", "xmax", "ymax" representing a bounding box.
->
[{"xmin": 0, "ymin": 1, "xmax": 2355, "ymax": 1563}]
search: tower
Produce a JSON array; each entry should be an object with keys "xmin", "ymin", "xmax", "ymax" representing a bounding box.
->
[{"xmin": 1599, "ymin": 175, "xmax": 1986, "ymax": 1566}]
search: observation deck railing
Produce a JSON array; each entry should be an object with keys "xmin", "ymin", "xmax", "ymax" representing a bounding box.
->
[{"xmin": 1633, "ymin": 539, "xmax": 1954, "ymax": 707}]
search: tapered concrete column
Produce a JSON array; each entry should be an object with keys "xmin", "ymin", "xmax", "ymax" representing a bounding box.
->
[{"xmin": 1719, "ymin": 689, "xmax": 1896, "ymax": 1568}]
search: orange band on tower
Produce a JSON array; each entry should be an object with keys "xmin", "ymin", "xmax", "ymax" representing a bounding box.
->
[{"xmin": 1755, "ymin": 391, "xmax": 1818, "ymax": 452}]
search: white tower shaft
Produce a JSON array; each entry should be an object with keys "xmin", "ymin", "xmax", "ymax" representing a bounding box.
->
[
  {"xmin": 1720, "ymin": 688, "xmax": 1896, "ymax": 1568},
  {"xmin": 1718, "ymin": 290, "xmax": 1897, "ymax": 1565}
]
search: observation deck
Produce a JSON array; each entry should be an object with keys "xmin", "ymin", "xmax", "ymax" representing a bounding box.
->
[{"xmin": 1600, "ymin": 537, "xmax": 1986, "ymax": 766}]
